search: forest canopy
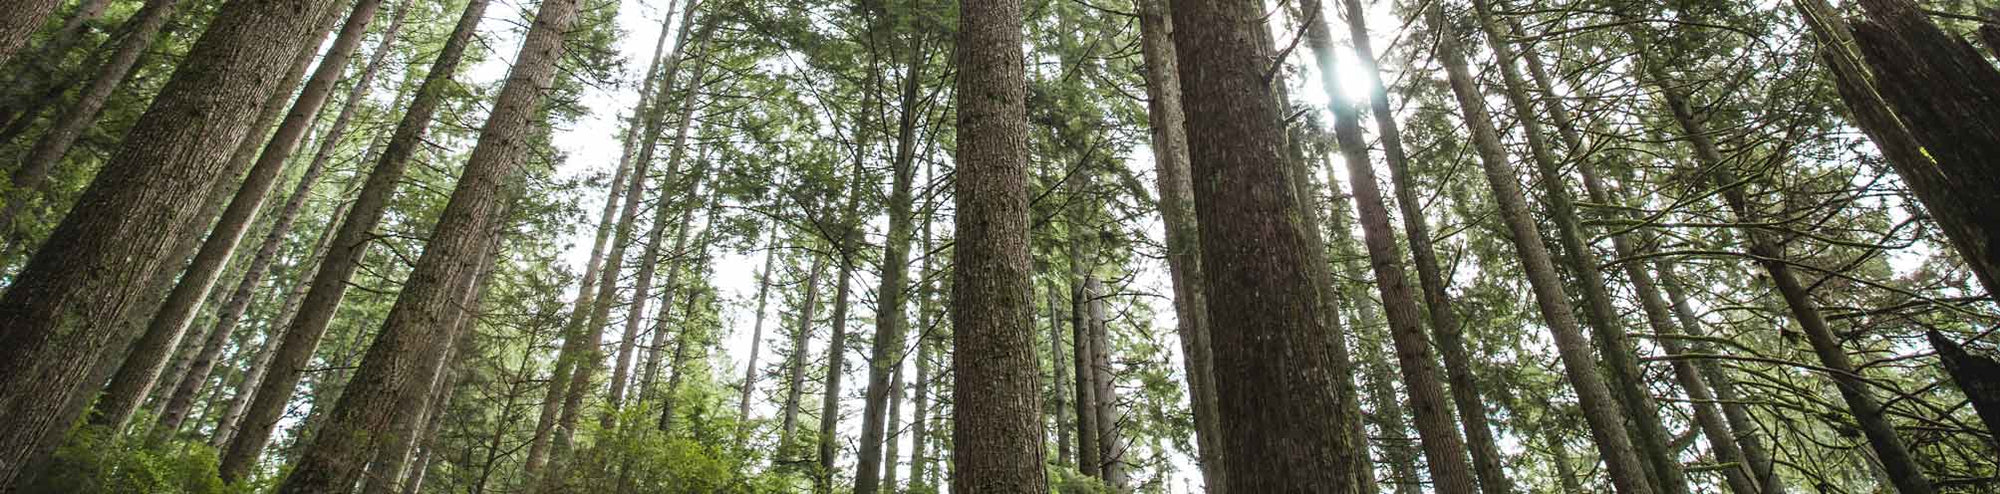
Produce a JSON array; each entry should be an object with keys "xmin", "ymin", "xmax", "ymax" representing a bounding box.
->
[{"xmin": 0, "ymin": 0, "xmax": 1996, "ymax": 493}]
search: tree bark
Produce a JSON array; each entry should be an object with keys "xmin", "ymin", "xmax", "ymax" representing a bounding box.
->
[
  {"xmin": 907, "ymin": 210, "xmax": 936, "ymax": 490},
  {"xmin": 1069, "ymin": 209, "xmax": 1101, "ymax": 481},
  {"xmin": 219, "ymin": 0, "xmax": 490, "ymax": 481},
  {"xmin": 778, "ymin": 256, "xmax": 827, "ymax": 456},
  {"xmin": 96, "ymin": 0, "xmax": 396, "ymax": 434},
  {"xmin": 950, "ymin": 0, "xmax": 1049, "ymax": 491},
  {"xmin": 1926, "ymin": 331, "xmax": 2000, "ymax": 437},
  {"xmin": 0, "ymin": 0, "xmax": 62, "ymax": 69},
  {"xmin": 1133, "ymin": 1, "xmax": 1225, "ymax": 489},
  {"xmin": 1654, "ymin": 259, "xmax": 1784, "ymax": 493},
  {"xmin": 1085, "ymin": 276, "xmax": 1127, "ymax": 488},
  {"xmin": 276, "ymin": 0, "xmax": 578, "ymax": 490},
  {"xmin": 1, "ymin": 0, "xmax": 183, "ymax": 239},
  {"xmin": 1423, "ymin": 5, "xmax": 1656, "ymax": 493},
  {"xmin": 736, "ymin": 229, "xmax": 782, "ymax": 442},
  {"xmin": 1167, "ymin": 0, "xmax": 1360, "ymax": 490},
  {"xmin": 1047, "ymin": 282, "xmax": 1071, "ymax": 467},
  {"xmin": 0, "ymin": 0, "xmax": 340, "ymax": 486}
]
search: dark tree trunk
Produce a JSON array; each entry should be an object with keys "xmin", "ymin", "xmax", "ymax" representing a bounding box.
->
[
  {"xmin": 950, "ymin": 0, "xmax": 1049, "ymax": 491},
  {"xmin": 854, "ymin": 30, "xmax": 927, "ymax": 494},
  {"xmin": 1167, "ymin": 0, "xmax": 1361, "ymax": 490},
  {"xmin": 0, "ymin": 0, "xmax": 62, "ymax": 68},
  {"xmin": 1926, "ymin": 331, "xmax": 2000, "ymax": 437},
  {"xmin": 1048, "ymin": 283, "xmax": 1071, "ymax": 467},
  {"xmin": 219, "ymin": 0, "xmax": 490, "ymax": 482},
  {"xmin": 276, "ymin": 0, "xmax": 580, "ymax": 490},
  {"xmin": 1424, "ymin": 4, "xmax": 1656, "ymax": 493},
  {"xmin": 0, "ymin": 0, "xmax": 340, "ymax": 487}
]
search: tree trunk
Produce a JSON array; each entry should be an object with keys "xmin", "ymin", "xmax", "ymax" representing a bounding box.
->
[
  {"xmin": 0, "ymin": 0, "xmax": 341, "ymax": 486},
  {"xmin": 97, "ymin": 0, "xmax": 398, "ymax": 435},
  {"xmin": 950, "ymin": 1, "xmax": 1048, "ymax": 491},
  {"xmin": 736, "ymin": 229, "xmax": 782, "ymax": 442},
  {"xmin": 2, "ymin": 0, "xmax": 183, "ymax": 239},
  {"xmin": 815, "ymin": 109, "xmax": 872, "ymax": 494},
  {"xmin": 1651, "ymin": 71, "xmax": 1937, "ymax": 494},
  {"xmin": 520, "ymin": 0, "xmax": 675, "ymax": 474},
  {"xmin": 1654, "ymin": 259, "xmax": 1784, "ymax": 493},
  {"xmin": 276, "ymin": 0, "xmax": 578, "ymax": 490},
  {"xmin": 1926, "ymin": 331, "xmax": 2000, "ymax": 437},
  {"xmin": 907, "ymin": 211, "xmax": 936, "ymax": 490},
  {"xmin": 1047, "ymin": 282, "xmax": 1071, "ymax": 467},
  {"xmin": 1085, "ymin": 276, "xmax": 1127, "ymax": 488},
  {"xmin": 1167, "ymin": 0, "xmax": 1360, "ymax": 490},
  {"xmin": 1315, "ymin": 152, "xmax": 1385, "ymax": 494},
  {"xmin": 1069, "ymin": 221, "xmax": 1101, "ymax": 481},
  {"xmin": 779, "ymin": 256, "xmax": 827, "ymax": 456},
  {"xmin": 1360, "ymin": 337, "xmax": 1421, "ymax": 494},
  {"xmin": 1304, "ymin": 2, "xmax": 1481, "ymax": 492},
  {"xmin": 1423, "ymin": 5, "xmax": 1656, "ymax": 493},
  {"xmin": 210, "ymin": 192, "xmax": 349, "ymax": 448},
  {"xmin": 650, "ymin": 155, "xmax": 720, "ymax": 432},
  {"xmin": 0, "ymin": 0, "xmax": 62, "ymax": 68},
  {"xmin": 219, "ymin": 0, "xmax": 490, "ymax": 482},
  {"xmin": 854, "ymin": 31, "xmax": 927, "ymax": 494},
  {"xmin": 1133, "ymin": 2, "xmax": 1225, "ymax": 489}
]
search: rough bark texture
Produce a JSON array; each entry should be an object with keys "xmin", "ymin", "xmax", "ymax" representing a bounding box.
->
[
  {"xmin": 951, "ymin": 0, "xmax": 1050, "ymax": 491},
  {"xmin": 1926, "ymin": 331, "xmax": 2000, "ymax": 437},
  {"xmin": 0, "ymin": 0, "xmax": 62, "ymax": 68},
  {"xmin": 276, "ymin": 0, "xmax": 579, "ymax": 490},
  {"xmin": 1069, "ymin": 223, "xmax": 1101, "ymax": 481},
  {"xmin": 2, "ymin": 0, "xmax": 182, "ymax": 238},
  {"xmin": 1048, "ymin": 283, "xmax": 1072, "ymax": 467},
  {"xmin": 219, "ymin": 0, "xmax": 490, "ymax": 481},
  {"xmin": 1168, "ymin": 0, "xmax": 1359, "ymax": 490},
  {"xmin": 1838, "ymin": 0, "xmax": 2000, "ymax": 302},
  {"xmin": 154, "ymin": 5, "xmax": 407, "ymax": 438},
  {"xmin": 0, "ymin": 0, "xmax": 337, "ymax": 487},
  {"xmin": 1425, "ymin": 5, "xmax": 1656, "ymax": 493},
  {"xmin": 95, "ymin": 0, "xmax": 392, "ymax": 433},
  {"xmin": 1653, "ymin": 73, "xmax": 1936, "ymax": 494},
  {"xmin": 854, "ymin": 32, "xmax": 926, "ymax": 494},
  {"xmin": 1133, "ymin": 1, "xmax": 1225, "ymax": 489},
  {"xmin": 1304, "ymin": 2, "xmax": 1480, "ymax": 492}
]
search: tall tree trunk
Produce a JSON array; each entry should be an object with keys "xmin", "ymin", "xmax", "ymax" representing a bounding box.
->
[
  {"xmin": 1926, "ymin": 331, "xmax": 2000, "ymax": 437},
  {"xmin": 1360, "ymin": 337, "xmax": 1421, "ymax": 494},
  {"xmin": 649, "ymin": 153, "xmax": 720, "ymax": 431},
  {"xmin": 1466, "ymin": 3, "xmax": 1687, "ymax": 492},
  {"xmin": 1423, "ymin": 5, "xmax": 1656, "ymax": 493},
  {"xmin": 219, "ymin": 0, "xmax": 490, "ymax": 481},
  {"xmin": 1504, "ymin": 18, "xmax": 1759, "ymax": 494},
  {"xmin": 0, "ymin": 0, "xmax": 341, "ymax": 486},
  {"xmin": 0, "ymin": 0, "xmax": 63, "ymax": 69},
  {"xmin": 211, "ymin": 192, "xmax": 351, "ymax": 448},
  {"xmin": 907, "ymin": 210, "xmax": 936, "ymax": 490},
  {"xmin": 950, "ymin": 1, "xmax": 1048, "ymax": 491},
  {"xmin": 2, "ymin": 0, "xmax": 183, "ymax": 239},
  {"xmin": 1085, "ymin": 276, "xmax": 1127, "ymax": 488},
  {"xmin": 520, "ymin": 0, "xmax": 677, "ymax": 474},
  {"xmin": 153, "ymin": 11, "xmax": 410, "ymax": 438},
  {"xmin": 1317, "ymin": 152, "xmax": 1385, "ymax": 494},
  {"xmin": 97, "ymin": 0, "xmax": 399, "ymax": 434},
  {"xmin": 1068, "ymin": 213, "xmax": 1101, "ymax": 481},
  {"xmin": 1303, "ymin": 2, "xmax": 1481, "ymax": 492},
  {"xmin": 1650, "ymin": 70, "xmax": 1937, "ymax": 494},
  {"xmin": 1168, "ymin": 0, "xmax": 1360, "ymax": 490},
  {"xmin": 779, "ymin": 256, "xmax": 827, "ymax": 456},
  {"xmin": 276, "ymin": 0, "xmax": 579, "ymax": 489},
  {"xmin": 816, "ymin": 105, "xmax": 872, "ymax": 494},
  {"xmin": 854, "ymin": 31, "xmax": 927, "ymax": 494},
  {"xmin": 1047, "ymin": 282, "xmax": 1071, "ymax": 467},
  {"xmin": 1133, "ymin": 1, "xmax": 1225, "ymax": 488},
  {"xmin": 1654, "ymin": 259, "xmax": 1783, "ymax": 493},
  {"xmin": 737, "ymin": 229, "xmax": 782, "ymax": 441}
]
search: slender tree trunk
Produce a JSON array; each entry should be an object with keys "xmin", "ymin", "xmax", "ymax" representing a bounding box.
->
[
  {"xmin": 0, "ymin": 0, "xmax": 340, "ymax": 486},
  {"xmin": 1423, "ymin": 5, "xmax": 1655, "ymax": 493},
  {"xmin": 1304, "ymin": 2, "xmax": 1481, "ymax": 492},
  {"xmin": 1360, "ymin": 338, "xmax": 1421, "ymax": 494},
  {"xmin": 0, "ymin": 0, "xmax": 114, "ymax": 132},
  {"xmin": 737, "ymin": 229, "xmax": 782, "ymax": 441},
  {"xmin": 1, "ymin": 0, "xmax": 182, "ymax": 239},
  {"xmin": 1317, "ymin": 153, "xmax": 1385, "ymax": 494},
  {"xmin": 1545, "ymin": 429, "xmax": 1585, "ymax": 494},
  {"xmin": 1654, "ymin": 259, "xmax": 1783, "ymax": 494},
  {"xmin": 211, "ymin": 193, "xmax": 350, "ymax": 448},
  {"xmin": 1085, "ymin": 276, "xmax": 1127, "ymax": 488},
  {"xmin": 1467, "ymin": 4, "xmax": 1687, "ymax": 492},
  {"xmin": 1168, "ymin": 0, "xmax": 1360, "ymax": 490},
  {"xmin": 816, "ymin": 107, "xmax": 872, "ymax": 494},
  {"xmin": 1069, "ymin": 224, "xmax": 1101, "ymax": 481},
  {"xmin": 0, "ymin": 0, "xmax": 62, "ymax": 69},
  {"xmin": 855, "ymin": 32, "xmax": 928, "ymax": 494},
  {"xmin": 220, "ymin": 0, "xmax": 490, "ymax": 481},
  {"xmin": 134, "ymin": 2, "xmax": 406, "ymax": 439},
  {"xmin": 907, "ymin": 211, "xmax": 936, "ymax": 490},
  {"xmin": 608, "ymin": 100, "xmax": 717, "ymax": 427},
  {"xmin": 950, "ymin": 1, "xmax": 1048, "ymax": 490},
  {"xmin": 276, "ymin": 0, "xmax": 579, "ymax": 490},
  {"xmin": 779, "ymin": 256, "xmax": 827, "ymax": 456},
  {"xmin": 1650, "ymin": 71, "xmax": 1936, "ymax": 494},
  {"xmin": 649, "ymin": 154, "xmax": 720, "ymax": 431},
  {"xmin": 520, "ymin": 0, "xmax": 677, "ymax": 474},
  {"xmin": 1047, "ymin": 283, "xmax": 1071, "ymax": 467},
  {"xmin": 1133, "ymin": 2, "xmax": 1224, "ymax": 488}
]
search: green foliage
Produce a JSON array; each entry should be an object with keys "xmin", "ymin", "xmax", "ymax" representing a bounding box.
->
[{"xmin": 23, "ymin": 426, "xmax": 257, "ymax": 494}]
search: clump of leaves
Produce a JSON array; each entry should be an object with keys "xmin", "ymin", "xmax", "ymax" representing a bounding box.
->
[{"xmin": 22, "ymin": 425, "xmax": 254, "ymax": 494}]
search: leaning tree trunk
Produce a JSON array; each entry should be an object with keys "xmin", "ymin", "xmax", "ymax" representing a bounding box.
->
[
  {"xmin": 1424, "ymin": 4, "xmax": 1656, "ymax": 493},
  {"xmin": 736, "ymin": 229, "xmax": 782, "ymax": 442},
  {"xmin": 0, "ymin": 0, "xmax": 63, "ymax": 69},
  {"xmin": 778, "ymin": 256, "xmax": 827, "ymax": 455},
  {"xmin": 950, "ymin": 0, "xmax": 1049, "ymax": 491},
  {"xmin": 1926, "ymin": 331, "xmax": 2000, "ymax": 437},
  {"xmin": 1167, "ymin": 0, "xmax": 1361, "ymax": 490},
  {"xmin": 93, "ymin": 0, "xmax": 395, "ymax": 434},
  {"xmin": 0, "ymin": 0, "xmax": 339, "ymax": 486},
  {"xmin": 1303, "ymin": 2, "xmax": 1480, "ymax": 492},
  {"xmin": 276, "ymin": 0, "xmax": 581, "ymax": 490},
  {"xmin": 1133, "ymin": 1, "xmax": 1225, "ymax": 488},
  {"xmin": 1650, "ymin": 69, "xmax": 1937, "ymax": 494},
  {"xmin": 219, "ymin": 0, "xmax": 491, "ymax": 482}
]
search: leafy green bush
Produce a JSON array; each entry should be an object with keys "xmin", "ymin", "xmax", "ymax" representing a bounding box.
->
[{"xmin": 20, "ymin": 425, "xmax": 254, "ymax": 494}]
